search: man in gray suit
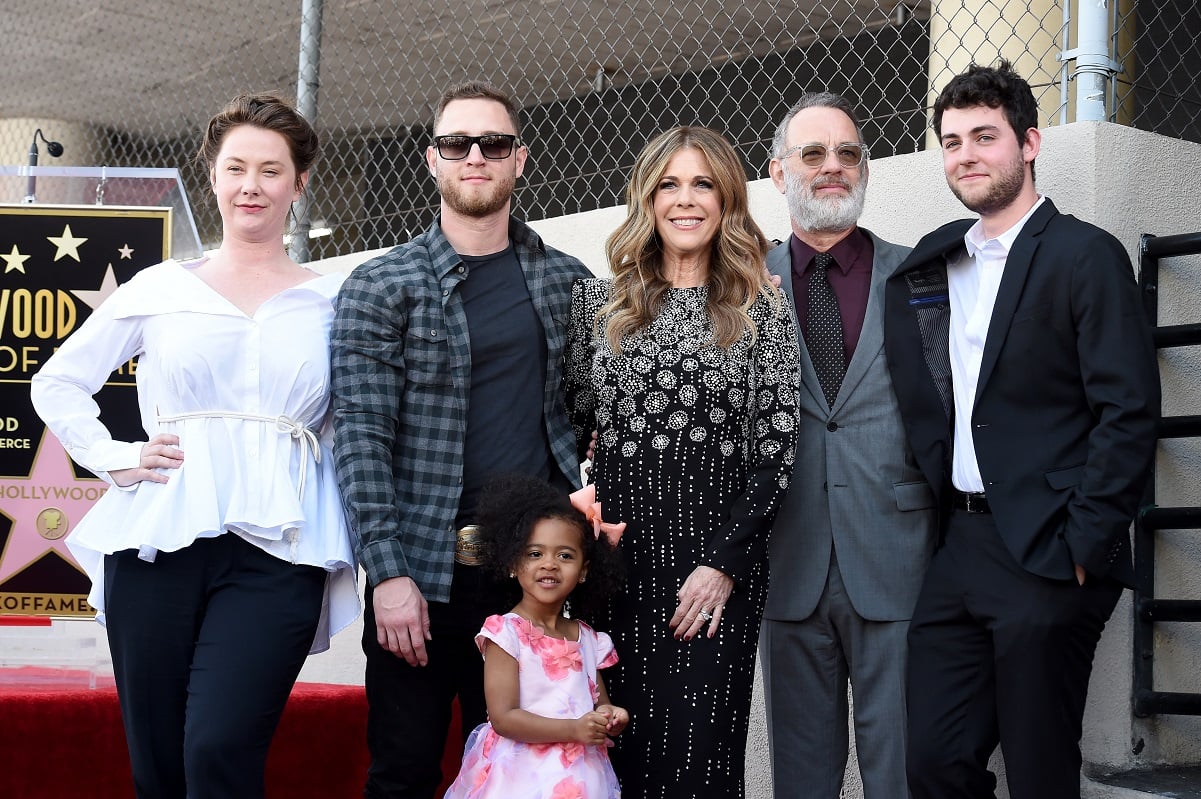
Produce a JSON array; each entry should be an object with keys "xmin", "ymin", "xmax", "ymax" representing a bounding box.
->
[{"xmin": 759, "ymin": 92, "xmax": 937, "ymax": 798}]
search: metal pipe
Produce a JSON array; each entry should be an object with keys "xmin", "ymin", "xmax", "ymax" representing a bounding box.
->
[
  {"xmin": 1059, "ymin": 0, "xmax": 1071, "ymax": 125},
  {"xmin": 1138, "ymin": 599, "xmax": 1201, "ymax": 624},
  {"xmin": 1159, "ymin": 415, "xmax": 1201, "ymax": 439},
  {"xmin": 1144, "ymin": 230, "xmax": 1201, "ymax": 259},
  {"xmin": 1153, "ymin": 324, "xmax": 1201, "ymax": 349},
  {"xmin": 293, "ymin": 0, "xmax": 324, "ymax": 263},
  {"xmin": 1141, "ymin": 506, "xmax": 1201, "ymax": 531},
  {"xmin": 1073, "ymin": 0, "xmax": 1113, "ymax": 121},
  {"xmin": 1134, "ymin": 690, "xmax": 1201, "ymax": 717}
]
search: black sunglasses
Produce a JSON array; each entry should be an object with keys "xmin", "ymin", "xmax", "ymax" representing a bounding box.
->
[{"xmin": 432, "ymin": 134, "xmax": 520, "ymax": 161}]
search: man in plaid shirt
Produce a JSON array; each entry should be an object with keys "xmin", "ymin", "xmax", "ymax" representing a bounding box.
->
[{"xmin": 331, "ymin": 81, "xmax": 591, "ymax": 798}]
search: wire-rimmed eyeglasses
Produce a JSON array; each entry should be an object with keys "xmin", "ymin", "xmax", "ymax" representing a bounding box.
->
[{"xmin": 780, "ymin": 142, "xmax": 868, "ymax": 169}]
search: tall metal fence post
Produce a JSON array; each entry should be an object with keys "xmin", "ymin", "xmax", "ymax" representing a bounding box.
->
[
  {"xmin": 293, "ymin": 0, "xmax": 324, "ymax": 264},
  {"xmin": 1058, "ymin": 0, "xmax": 1072, "ymax": 125}
]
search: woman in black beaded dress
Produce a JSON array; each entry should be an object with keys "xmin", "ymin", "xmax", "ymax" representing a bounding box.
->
[{"xmin": 565, "ymin": 126, "xmax": 800, "ymax": 798}]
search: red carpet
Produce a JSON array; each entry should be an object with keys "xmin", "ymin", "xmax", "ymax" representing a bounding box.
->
[{"xmin": 0, "ymin": 668, "xmax": 462, "ymax": 798}]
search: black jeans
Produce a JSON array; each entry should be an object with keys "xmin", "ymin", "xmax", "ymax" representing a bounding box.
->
[
  {"xmin": 362, "ymin": 563, "xmax": 508, "ymax": 799},
  {"xmin": 104, "ymin": 534, "xmax": 326, "ymax": 799}
]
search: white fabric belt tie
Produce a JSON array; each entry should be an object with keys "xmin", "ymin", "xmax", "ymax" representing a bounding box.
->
[{"xmin": 156, "ymin": 411, "xmax": 321, "ymax": 501}]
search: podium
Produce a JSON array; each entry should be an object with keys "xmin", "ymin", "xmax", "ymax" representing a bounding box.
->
[
  {"xmin": 0, "ymin": 165, "xmax": 202, "ymax": 626},
  {"xmin": 0, "ymin": 164, "xmax": 203, "ymax": 260}
]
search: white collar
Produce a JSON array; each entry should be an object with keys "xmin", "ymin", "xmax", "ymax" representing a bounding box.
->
[{"xmin": 964, "ymin": 194, "xmax": 1047, "ymax": 258}]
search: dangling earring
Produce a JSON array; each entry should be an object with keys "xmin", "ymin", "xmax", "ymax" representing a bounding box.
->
[{"xmin": 509, "ymin": 571, "xmax": 515, "ymax": 579}]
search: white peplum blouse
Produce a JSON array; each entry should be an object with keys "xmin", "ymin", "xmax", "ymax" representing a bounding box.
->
[{"xmin": 30, "ymin": 258, "xmax": 360, "ymax": 653}]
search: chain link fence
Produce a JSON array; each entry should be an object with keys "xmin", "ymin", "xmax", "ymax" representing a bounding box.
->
[
  {"xmin": 1112, "ymin": 0, "xmax": 1201, "ymax": 141},
  {"xmin": 2, "ymin": 0, "xmax": 1197, "ymax": 261}
]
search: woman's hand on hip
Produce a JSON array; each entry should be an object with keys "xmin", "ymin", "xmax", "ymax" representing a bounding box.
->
[
  {"xmin": 108, "ymin": 434, "xmax": 183, "ymax": 487},
  {"xmin": 670, "ymin": 565, "xmax": 733, "ymax": 641}
]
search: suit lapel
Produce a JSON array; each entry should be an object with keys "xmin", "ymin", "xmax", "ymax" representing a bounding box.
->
[
  {"xmin": 766, "ymin": 243, "xmax": 795, "ymax": 308},
  {"xmin": 831, "ymin": 250, "xmax": 886, "ymax": 409},
  {"xmin": 974, "ymin": 200, "xmax": 1056, "ymax": 403},
  {"xmin": 894, "ymin": 223, "xmax": 968, "ymax": 422}
]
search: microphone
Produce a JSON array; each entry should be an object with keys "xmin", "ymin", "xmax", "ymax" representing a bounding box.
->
[{"xmin": 23, "ymin": 128, "xmax": 65, "ymax": 203}]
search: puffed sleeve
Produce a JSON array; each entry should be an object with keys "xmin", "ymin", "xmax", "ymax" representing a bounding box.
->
[
  {"xmin": 593, "ymin": 628, "xmax": 619, "ymax": 670},
  {"xmin": 475, "ymin": 614, "xmax": 521, "ymax": 660},
  {"xmin": 701, "ymin": 290, "xmax": 801, "ymax": 584}
]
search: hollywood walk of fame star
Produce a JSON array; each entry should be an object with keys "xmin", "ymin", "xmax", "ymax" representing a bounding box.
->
[
  {"xmin": 0, "ymin": 434, "xmax": 108, "ymax": 586},
  {"xmin": 47, "ymin": 224, "xmax": 88, "ymax": 263},
  {"xmin": 71, "ymin": 264, "xmax": 122, "ymax": 311},
  {"xmin": 117, "ymin": 243, "xmax": 134, "ymax": 260},
  {"xmin": 2, "ymin": 245, "xmax": 31, "ymax": 274}
]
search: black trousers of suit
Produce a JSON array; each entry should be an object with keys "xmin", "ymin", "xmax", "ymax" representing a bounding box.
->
[
  {"xmin": 104, "ymin": 534, "xmax": 327, "ymax": 799},
  {"xmin": 905, "ymin": 509, "xmax": 1121, "ymax": 799}
]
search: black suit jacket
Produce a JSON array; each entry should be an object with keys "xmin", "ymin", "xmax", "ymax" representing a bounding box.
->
[{"xmin": 883, "ymin": 199, "xmax": 1159, "ymax": 587}]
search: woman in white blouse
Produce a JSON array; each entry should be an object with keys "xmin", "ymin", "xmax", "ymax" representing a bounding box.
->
[{"xmin": 30, "ymin": 93, "xmax": 358, "ymax": 799}]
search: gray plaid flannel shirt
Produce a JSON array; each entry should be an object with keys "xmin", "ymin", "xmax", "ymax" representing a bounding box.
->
[{"xmin": 331, "ymin": 216, "xmax": 591, "ymax": 601}]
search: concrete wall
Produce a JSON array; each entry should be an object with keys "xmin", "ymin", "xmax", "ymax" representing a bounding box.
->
[{"xmin": 4, "ymin": 120, "xmax": 1199, "ymax": 796}]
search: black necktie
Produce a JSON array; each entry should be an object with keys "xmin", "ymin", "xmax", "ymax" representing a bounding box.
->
[{"xmin": 806, "ymin": 251, "xmax": 846, "ymax": 408}]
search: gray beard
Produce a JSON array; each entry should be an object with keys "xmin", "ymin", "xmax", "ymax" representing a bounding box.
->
[{"xmin": 784, "ymin": 169, "xmax": 866, "ymax": 234}]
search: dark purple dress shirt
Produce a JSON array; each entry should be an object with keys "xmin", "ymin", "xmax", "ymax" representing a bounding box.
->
[{"xmin": 789, "ymin": 227, "xmax": 874, "ymax": 364}]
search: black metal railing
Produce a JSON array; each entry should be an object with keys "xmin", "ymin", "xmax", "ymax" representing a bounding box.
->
[{"xmin": 1133, "ymin": 230, "xmax": 1201, "ymax": 717}]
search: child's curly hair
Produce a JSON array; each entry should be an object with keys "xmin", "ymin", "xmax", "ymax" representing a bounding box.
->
[{"xmin": 475, "ymin": 474, "xmax": 624, "ymax": 623}]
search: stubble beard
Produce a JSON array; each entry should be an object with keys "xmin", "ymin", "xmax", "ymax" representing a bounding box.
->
[
  {"xmin": 949, "ymin": 152, "xmax": 1026, "ymax": 217},
  {"xmin": 438, "ymin": 171, "xmax": 515, "ymax": 217},
  {"xmin": 784, "ymin": 168, "xmax": 866, "ymax": 234}
]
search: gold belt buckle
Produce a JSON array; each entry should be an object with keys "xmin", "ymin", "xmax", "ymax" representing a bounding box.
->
[{"xmin": 454, "ymin": 525, "xmax": 483, "ymax": 566}]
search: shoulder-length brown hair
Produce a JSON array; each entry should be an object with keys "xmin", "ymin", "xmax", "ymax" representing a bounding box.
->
[{"xmin": 601, "ymin": 126, "xmax": 772, "ymax": 351}]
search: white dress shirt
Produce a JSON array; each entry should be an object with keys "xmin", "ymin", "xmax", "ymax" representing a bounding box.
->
[
  {"xmin": 30, "ymin": 258, "xmax": 359, "ymax": 652},
  {"xmin": 948, "ymin": 195, "xmax": 1046, "ymax": 493}
]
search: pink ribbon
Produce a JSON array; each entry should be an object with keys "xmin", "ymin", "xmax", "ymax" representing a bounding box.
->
[{"xmin": 570, "ymin": 484, "xmax": 626, "ymax": 546}]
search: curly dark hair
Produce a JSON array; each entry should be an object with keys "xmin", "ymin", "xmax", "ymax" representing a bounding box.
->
[
  {"xmin": 933, "ymin": 60, "xmax": 1039, "ymax": 179},
  {"xmin": 474, "ymin": 474, "xmax": 624, "ymax": 624}
]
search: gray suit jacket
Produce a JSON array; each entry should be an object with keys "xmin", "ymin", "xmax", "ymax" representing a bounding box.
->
[{"xmin": 763, "ymin": 229, "xmax": 936, "ymax": 622}]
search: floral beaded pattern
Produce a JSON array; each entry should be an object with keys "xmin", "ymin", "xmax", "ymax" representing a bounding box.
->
[
  {"xmin": 562, "ymin": 277, "xmax": 800, "ymax": 797},
  {"xmin": 565, "ymin": 278, "xmax": 800, "ymax": 583}
]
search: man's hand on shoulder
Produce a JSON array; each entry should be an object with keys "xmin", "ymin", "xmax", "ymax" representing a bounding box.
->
[{"xmin": 374, "ymin": 576, "xmax": 432, "ymax": 666}]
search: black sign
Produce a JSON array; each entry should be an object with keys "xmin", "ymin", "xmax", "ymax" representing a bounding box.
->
[{"xmin": 0, "ymin": 204, "xmax": 169, "ymax": 616}]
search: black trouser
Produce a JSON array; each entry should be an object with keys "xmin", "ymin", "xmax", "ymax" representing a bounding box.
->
[
  {"xmin": 905, "ymin": 510, "xmax": 1122, "ymax": 799},
  {"xmin": 362, "ymin": 564, "xmax": 506, "ymax": 799},
  {"xmin": 104, "ymin": 534, "xmax": 326, "ymax": 799}
]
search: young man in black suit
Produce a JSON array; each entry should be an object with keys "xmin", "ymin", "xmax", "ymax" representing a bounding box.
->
[{"xmin": 883, "ymin": 62, "xmax": 1160, "ymax": 798}]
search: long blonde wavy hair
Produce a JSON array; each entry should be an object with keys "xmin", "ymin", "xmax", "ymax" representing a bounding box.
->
[{"xmin": 601, "ymin": 126, "xmax": 773, "ymax": 352}]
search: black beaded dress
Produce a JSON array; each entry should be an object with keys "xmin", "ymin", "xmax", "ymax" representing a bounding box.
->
[{"xmin": 565, "ymin": 279, "xmax": 800, "ymax": 798}]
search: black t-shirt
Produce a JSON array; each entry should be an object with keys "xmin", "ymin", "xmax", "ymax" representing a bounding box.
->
[{"xmin": 456, "ymin": 244, "xmax": 555, "ymax": 524}]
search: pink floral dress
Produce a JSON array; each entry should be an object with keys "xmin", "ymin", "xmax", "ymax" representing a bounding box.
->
[{"xmin": 444, "ymin": 613, "xmax": 622, "ymax": 799}]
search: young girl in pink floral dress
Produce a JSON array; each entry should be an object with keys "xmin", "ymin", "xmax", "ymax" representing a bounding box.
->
[{"xmin": 444, "ymin": 474, "xmax": 628, "ymax": 799}]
